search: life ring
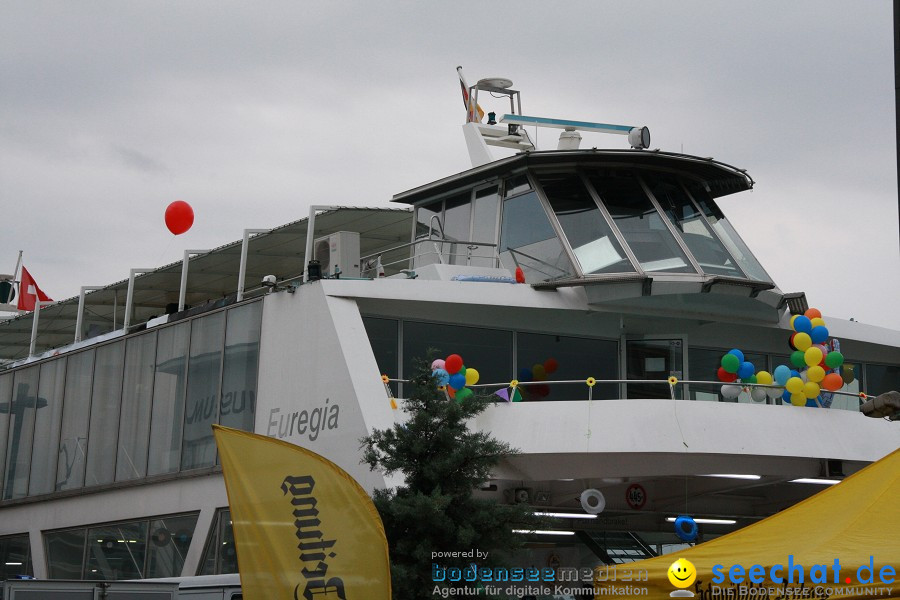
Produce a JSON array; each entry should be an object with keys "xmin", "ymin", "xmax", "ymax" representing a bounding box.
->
[
  {"xmin": 580, "ymin": 489, "xmax": 606, "ymax": 514},
  {"xmin": 674, "ymin": 515, "xmax": 698, "ymax": 542}
]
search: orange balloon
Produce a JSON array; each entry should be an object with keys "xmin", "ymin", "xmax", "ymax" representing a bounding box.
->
[
  {"xmin": 804, "ymin": 308, "xmax": 822, "ymax": 319},
  {"xmin": 822, "ymin": 373, "xmax": 843, "ymax": 392}
]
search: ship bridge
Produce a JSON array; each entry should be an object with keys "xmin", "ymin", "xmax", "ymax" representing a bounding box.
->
[{"xmin": 393, "ymin": 148, "xmax": 784, "ymax": 323}]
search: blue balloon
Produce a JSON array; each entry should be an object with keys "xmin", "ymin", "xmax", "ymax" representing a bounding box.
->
[
  {"xmin": 806, "ymin": 398, "xmax": 819, "ymax": 407},
  {"xmin": 518, "ymin": 367, "xmax": 533, "ymax": 382},
  {"xmin": 448, "ymin": 373, "xmax": 466, "ymax": 391},
  {"xmin": 810, "ymin": 326, "xmax": 829, "ymax": 344},
  {"xmin": 432, "ymin": 368, "xmax": 450, "ymax": 386},
  {"xmin": 737, "ymin": 361, "xmax": 755, "ymax": 379},
  {"xmin": 790, "ymin": 369, "xmax": 800, "ymax": 379},
  {"xmin": 793, "ymin": 315, "xmax": 812, "ymax": 334},
  {"xmin": 728, "ymin": 348, "xmax": 745, "ymax": 363},
  {"xmin": 773, "ymin": 365, "xmax": 791, "ymax": 385},
  {"xmin": 781, "ymin": 389, "xmax": 792, "ymax": 403}
]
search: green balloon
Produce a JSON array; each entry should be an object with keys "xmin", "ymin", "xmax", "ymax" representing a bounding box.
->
[
  {"xmin": 825, "ymin": 351, "xmax": 844, "ymax": 369},
  {"xmin": 455, "ymin": 388, "xmax": 474, "ymax": 403},
  {"xmin": 721, "ymin": 354, "xmax": 740, "ymax": 374},
  {"xmin": 790, "ymin": 350, "xmax": 806, "ymax": 368},
  {"xmin": 742, "ymin": 375, "xmax": 758, "ymax": 385}
]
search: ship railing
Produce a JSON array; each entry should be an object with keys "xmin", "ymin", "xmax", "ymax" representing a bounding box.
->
[
  {"xmin": 360, "ymin": 236, "xmax": 500, "ymax": 277},
  {"xmin": 379, "ymin": 375, "xmax": 869, "ymax": 410}
]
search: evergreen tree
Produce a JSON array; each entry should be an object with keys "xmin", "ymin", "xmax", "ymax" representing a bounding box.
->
[{"xmin": 361, "ymin": 359, "xmax": 541, "ymax": 599}]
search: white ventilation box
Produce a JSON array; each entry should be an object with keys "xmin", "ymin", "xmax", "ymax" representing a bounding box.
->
[{"xmin": 313, "ymin": 231, "xmax": 360, "ymax": 277}]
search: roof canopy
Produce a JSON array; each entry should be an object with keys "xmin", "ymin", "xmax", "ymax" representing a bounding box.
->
[{"xmin": 0, "ymin": 207, "xmax": 412, "ymax": 362}]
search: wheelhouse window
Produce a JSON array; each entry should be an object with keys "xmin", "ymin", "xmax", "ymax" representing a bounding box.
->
[
  {"xmin": 499, "ymin": 189, "xmax": 575, "ymax": 282},
  {"xmin": 587, "ymin": 170, "xmax": 695, "ymax": 274},
  {"xmin": 645, "ymin": 172, "xmax": 746, "ymax": 278},
  {"xmin": 537, "ymin": 172, "xmax": 634, "ymax": 275},
  {"xmin": 687, "ymin": 183, "xmax": 773, "ymax": 283}
]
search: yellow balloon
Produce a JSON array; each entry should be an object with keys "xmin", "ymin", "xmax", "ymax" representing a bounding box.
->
[
  {"xmin": 803, "ymin": 381, "xmax": 820, "ymax": 399},
  {"xmin": 465, "ymin": 367, "xmax": 480, "ymax": 386},
  {"xmin": 790, "ymin": 393, "xmax": 806, "ymax": 406},
  {"xmin": 810, "ymin": 317, "xmax": 826, "ymax": 328},
  {"xmin": 807, "ymin": 365, "xmax": 825, "ymax": 383},
  {"xmin": 531, "ymin": 364, "xmax": 546, "ymax": 381},
  {"xmin": 804, "ymin": 346, "xmax": 823, "ymax": 367},
  {"xmin": 756, "ymin": 370, "xmax": 773, "ymax": 385},
  {"xmin": 786, "ymin": 377, "xmax": 804, "ymax": 394},
  {"xmin": 794, "ymin": 332, "xmax": 812, "ymax": 351},
  {"xmin": 790, "ymin": 315, "xmax": 799, "ymax": 329}
]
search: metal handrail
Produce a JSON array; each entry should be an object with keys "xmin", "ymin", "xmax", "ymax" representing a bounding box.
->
[{"xmin": 380, "ymin": 375, "xmax": 870, "ymax": 406}]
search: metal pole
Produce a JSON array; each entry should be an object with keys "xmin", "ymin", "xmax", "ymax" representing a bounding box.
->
[
  {"xmin": 29, "ymin": 300, "xmax": 52, "ymax": 356},
  {"xmin": 123, "ymin": 268, "xmax": 154, "ymax": 330},
  {"xmin": 237, "ymin": 230, "xmax": 268, "ymax": 301},
  {"xmin": 303, "ymin": 205, "xmax": 336, "ymax": 282},
  {"xmin": 74, "ymin": 286, "xmax": 103, "ymax": 343},
  {"xmin": 179, "ymin": 249, "xmax": 210, "ymax": 311}
]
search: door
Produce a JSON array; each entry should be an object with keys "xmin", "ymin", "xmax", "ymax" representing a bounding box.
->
[{"xmin": 624, "ymin": 338, "xmax": 684, "ymax": 399}]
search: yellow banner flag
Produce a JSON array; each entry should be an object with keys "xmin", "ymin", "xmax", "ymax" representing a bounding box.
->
[{"xmin": 213, "ymin": 425, "xmax": 391, "ymax": 599}]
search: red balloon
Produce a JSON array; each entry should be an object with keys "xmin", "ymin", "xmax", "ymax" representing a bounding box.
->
[
  {"xmin": 543, "ymin": 358, "xmax": 559, "ymax": 374},
  {"xmin": 445, "ymin": 354, "xmax": 463, "ymax": 374},
  {"xmin": 717, "ymin": 367, "xmax": 738, "ymax": 383},
  {"xmin": 165, "ymin": 200, "xmax": 194, "ymax": 235},
  {"xmin": 788, "ymin": 332, "xmax": 797, "ymax": 350}
]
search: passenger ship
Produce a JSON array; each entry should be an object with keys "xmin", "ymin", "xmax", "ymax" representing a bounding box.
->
[{"xmin": 0, "ymin": 73, "xmax": 897, "ymax": 585}]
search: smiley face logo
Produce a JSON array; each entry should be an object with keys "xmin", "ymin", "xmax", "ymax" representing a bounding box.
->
[{"xmin": 667, "ymin": 558, "xmax": 696, "ymax": 589}]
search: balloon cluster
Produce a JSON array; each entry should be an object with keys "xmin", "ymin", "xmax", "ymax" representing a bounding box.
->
[
  {"xmin": 717, "ymin": 348, "xmax": 775, "ymax": 402},
  {"xmin": 716, "ymin": 307, "xmax": 852, "ymax": 407},
  {"xmin": 515, "ymin": 358, "xmax": 559, "ymax": 400},
  {"xmin": 781, "ymin": 308, "xmax": 848, "ymax": 406},
  {"xmin": 431, "ymin": 354, "xmax": 480, "ymax": 402}
]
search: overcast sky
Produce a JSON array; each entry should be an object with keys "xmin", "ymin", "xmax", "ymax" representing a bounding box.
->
[{"xmin": 2, "ymin": 1, "xmax": 898, "ymax": 330}]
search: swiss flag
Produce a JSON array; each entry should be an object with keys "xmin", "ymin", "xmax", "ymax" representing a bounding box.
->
[{"xmin": 17, "ymin": 266, "xmax": 52, "ymax": 311}]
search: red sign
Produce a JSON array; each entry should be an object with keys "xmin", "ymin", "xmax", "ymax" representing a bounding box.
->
[{"xmin": 625, "ymin": 483, "xmax": 647, "ymax": 510}]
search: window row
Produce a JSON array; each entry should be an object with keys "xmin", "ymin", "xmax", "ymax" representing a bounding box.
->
[
  {"xmin": 0, "ymin": 301, "xmax": 262, "ymax": 502},
  {"xmin": 45, "ymin": 513, "xmax": 199, "ymax": 580},
  {"xmin": 363, "ymin": 318, "xmax": 898, "ymax": 408},
  {"xmin": 413, "ymin": 168, "xmax": 772, "ymax": 284}
]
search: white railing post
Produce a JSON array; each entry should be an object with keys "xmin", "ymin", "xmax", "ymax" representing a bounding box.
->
[
  {"xmin": 74, "ymin": 286, "xmax": 103, "ymax": 343},
  {"xmin": 237, "ymin": 229, "xmax": 269, "ymax": 301},
  {"xmin": 29, "ymin": 300, "xmax": 53, "ymax": 356},
  {"xmin": 179, "ymin": 249, "xmax": 210, "ymax": 311},
  {"xmin": 123, "ymin": 268, "xmax": 155, "ymax": 330}
]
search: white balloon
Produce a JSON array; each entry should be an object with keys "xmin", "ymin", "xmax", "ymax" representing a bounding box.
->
[
  {"xmin": 721, "ymin": 384, "xmax": 741, "ymax": 399},
  {"xmin": 750, "ymin": 387, "xmax": 768, "ymax": 402},
  {"xmin": 767, "ymin": 386, "xmax": 782, "ymax": 399}
]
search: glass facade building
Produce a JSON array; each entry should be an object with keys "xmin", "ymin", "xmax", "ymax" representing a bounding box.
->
[{"xmin": 0, "ymin": 300, "xmax": 262, "ymax": 502}]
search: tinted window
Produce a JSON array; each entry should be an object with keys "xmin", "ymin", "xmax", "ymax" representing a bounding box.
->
[
  {"xmin": 182, "ymin": 313, "xmax": 225, "ymax": 470},
  {"xmin": 517, "ymin": 333, "xmax": 618, "ymax": 401},
  {"xmin": 117, "ymin": 332, "xmax": 158, "ymax": 481},
  {"xmin": 29, "ymin": 358, "xmax": 66, "ymax": 496},
  {"xmin": 499, "ymin": 191, "xmax": 574, "ymax": 282},
  {"xmin": 86, "ymin": 341, "xmax": 125, "ymax": 487},
  {"xmin": 645, "ymin": 173, "xmax": 745, "ymax": 278},
  {"xmin": 588, "ymin": 171, "xmax": 695, "ymax": 274},
  {"xmin": 57, "ymin": 350, "xmax": 95, "ymax": 491},
  {"xmin": 538, "ymin": 173, "xmax": 633, "ymax": 275}
]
